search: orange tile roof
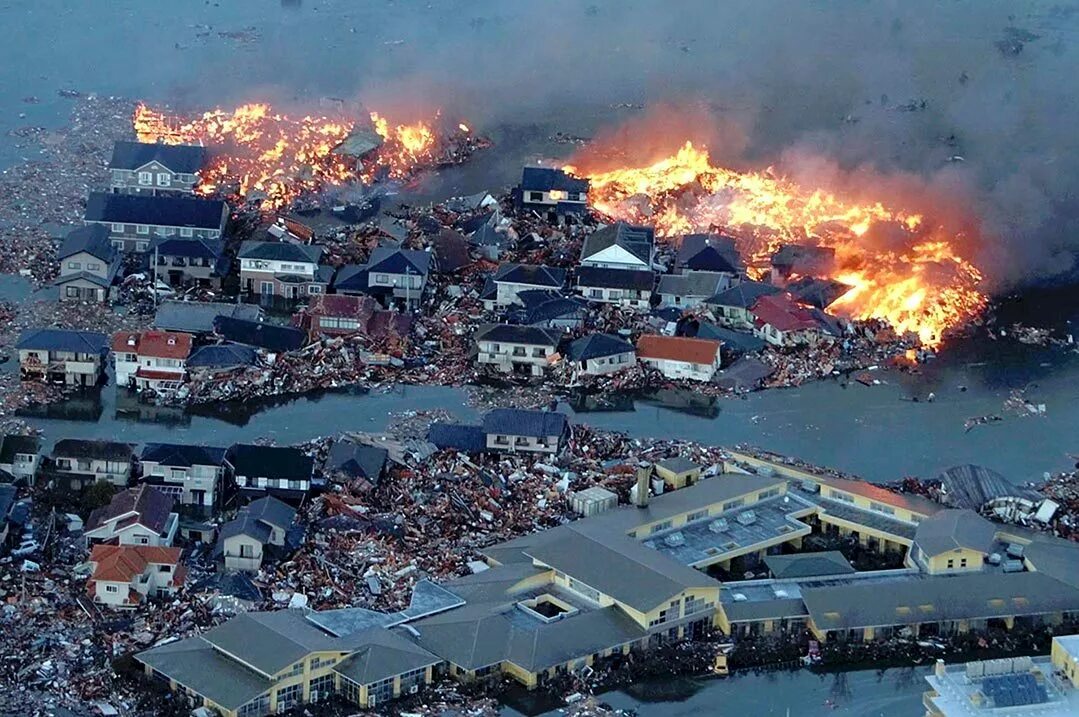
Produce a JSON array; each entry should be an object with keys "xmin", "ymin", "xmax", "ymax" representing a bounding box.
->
[
  {"xmin": 110, "ymin": 330, "xmax": 192, "ymax": 359},
  {"xmin": 637, "ymin": 335, "xmax": 722, "ymax": 365},
  {"xmin": 89, "ymin": 544, "xmax": 182, "ymax": 583},
  {"xmin": 136, "ymin": 368, "xmax": 185, "ymax": 381}
]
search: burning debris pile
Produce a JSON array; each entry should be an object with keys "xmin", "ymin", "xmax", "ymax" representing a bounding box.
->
[
  {"xmin": 565, "ymin": 141, "xmax": 987, "ymax": 347},
  {"xmin": 133, "ymin": 102, "xmax": 489, "ymax": 210}
]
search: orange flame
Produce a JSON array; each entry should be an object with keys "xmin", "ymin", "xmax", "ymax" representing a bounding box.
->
[{"xmin": 566, "ymin": 141, "xmax": 986, "ymax": 346}]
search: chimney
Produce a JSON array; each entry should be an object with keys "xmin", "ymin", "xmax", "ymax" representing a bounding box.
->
[
  {"xmin": 934, "ymin": 658, "xmax": 945, "ymax": 678},
  {"xmin": 126, "ymin": 335, "xmax": 137, "ymax": 347},
  {"xmin": 635, "ymin": 461, "xmax": 652, "ymax": 508}
]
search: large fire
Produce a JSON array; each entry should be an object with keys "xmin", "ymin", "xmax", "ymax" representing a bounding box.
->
[
  {"xmin": 133, "ymin": 102, "xmax": 474, "ymax": 210},
  {"xmin": 565, "ymin": 142, "xmax": 986, "ymax": 346}
]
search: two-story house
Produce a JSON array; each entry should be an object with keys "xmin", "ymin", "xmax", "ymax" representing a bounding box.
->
[
  {"xmin": 574, "ymin": 266, "xmax": 655, "ymax": 309},
  {"xmin": 150, "ymin": 236, "xmax": 229, "ymax": 289},
  {"xmin": 656, "ymin": 271, "xmax": 733, "ymax": 310},
  {"xmin": 238, "ymin": 241, "xmax": 331, "ymax": 302},
  {"xmin": 55, "ymin": 225, "xmax": 121, "ymax": 303},
  {"xmin": 139, "ymin": 443, "xmax": 228, "ymax": 513},
  {"xmin": 84, "ymin": 192, "xmax": 228, "ymax": 254},
  {"xmin": 474, "ymin": 324, "xmax": 563, "ymax": 376},
  {"xmin": 84, "ymin": 484, "xmax": 179, "ymax": 546},
  {"xmin": 702, "ymin": 280, "xmax": 782, "ymax": 330},
  {"xmin": 750, "ymin": 293, "xmax": 827, "ymax": 347},
  {"xmin": 565, "ymin": 333, "xmax": 636, "ymax": 377},
  {"xmin": 482, "ymin": 408, "xmax": 569, "ymax": 455},
  {"xmin": 516, "ymin": 166, "xmax": 590, "ymax": 218},
  {"xmin": 637, "ymin": 335, "xmax": 723, "ymax": 382},
  {"xmin": 50, "ymin": 439, "xmax": 134, "ymax": 489},
  {"xmin": 112, "ymin": 330, "xmax": 193, "ymax": 392},
  {"xmin": 16, "ymin": 328, "xmax": 109, "ymax": 386},
  {"xmin": 87, "ymin": 544, "xmax": 185, "ymax": 608},
  {"xmin": 228, "ymin": 444, "xmax": 315, "ymax": 501},
  {"xmin": 675, "ymin": 233, "xmax": 742, "ymax": 274},
  {"xmin": 108, "ymin": 140, "xmax": 207, "ymax": 195},
  {"xmin": 481, "ymin": 263, "xmax": 567, "ymax": 311},
  {"xmin": 580, "ymin": 222, "xmax": 654, "ymax": 271},
  {"xmin": 334, "ymin": 247, "xmax": 432, "ymax": 311},
  {"xmin": 0, "ymin": 434, "xmax": 42, "ymax": 485},
  {"xmin": 214, "ymin": 496, "xmax": 297, "ymax": 573}
]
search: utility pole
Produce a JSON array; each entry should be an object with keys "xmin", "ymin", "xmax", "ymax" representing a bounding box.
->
[{"xmin": 153, "ymin": 241, "xmax": 160, "ymax": 307}]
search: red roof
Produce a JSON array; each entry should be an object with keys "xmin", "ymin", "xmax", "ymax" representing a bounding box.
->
[
  {"xmin": 306, "ymin": 293, "xmax": 377, "ymax": 321},
  {"xmin": 89, "ymin": 544, "xmax": 181, "ymax": 583},
  {"xmin": 136, "ymin": 367, "xmax": 185, "ymax": 381},
  {"xmin": 751, "ymin": 293, "xmax": 818, "ymax": 333},
  {"xmin": 637, "ymin": 335, "xmax": 722, "ymax": 365},
  {"xmin": 111, "ymin": 330, "xmax": 192, "ymax": 359}
]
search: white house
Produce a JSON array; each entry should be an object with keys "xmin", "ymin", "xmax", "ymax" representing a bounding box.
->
[
  {"xmin": 238, "ymin": 241, "xmax": 330, "ymax": 301},
  {"xmin": 84, "ymin": 484, "xmax": 179, "ymax": 546},
  {"xmin": 480, "ymin": 263, "xmax": 567, "ymax": 310},
  {"xmin": 50, "ymin": 439, "xmax": 134, "ymax": 489},
  {"xmin": 657, "ymin": 271, "xmax": 732, "ymax": 310},
  {"xmin": 474, "ymin": 324, "xmax": 562, "ymax": 376},
  {"xmin": 482, "ymin": 408, "xmax": 569, "ymax": 455},
  {"xmin": 112, "ymin": 330, "xmax": 193, "ymax": 392},
  {"xmin": 574, "ymin": 266, "xmax": 654, "ymax": 309},
  {"xmin": 334, "ymin": 247, "xmax": 432, "ymax": 311},
  {"xmin": 214, "ymin": 496, "xmax": 297, "ymax": 572},
  {"xmin": 580, "ymin": 222, "xmax": 654, "ymax": 270},
  {"xmin": 138, "ymin": 443, "xmax": 228, "ymax": 512},
  {"xmin": 636, "ymin": 335, "xmax": 723, "ymax": 382},
  {"xmin": 108, "ymin": 140, "xmax": 206, "ymax": 195},
  {"xmin": 565, "ymin": 333, "xmax": 636, "ymax": 377},
  {"xmin": 0, "ymin": 434, "xmax": 41, "ymax": 484},
  {"xmin": 87, "ymin": 544, "xmax": 184, "ymax": 608},
  {"xmin": 55, "ymin": 225, "xmax": 121, "ymax": 303}
]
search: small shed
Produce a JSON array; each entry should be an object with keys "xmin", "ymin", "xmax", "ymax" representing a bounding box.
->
[
  {"xmin": 655, "ymin": 456, "xmax": 702, "ymax": 489},
  {"xmin": 569, "ymin": 486, "xmax": 618, "ymax": 517}
]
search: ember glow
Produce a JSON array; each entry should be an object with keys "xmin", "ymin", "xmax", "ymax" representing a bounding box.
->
[
  {"xmin": 133, "ymin": 102, "xmax": 475, "ymax": 210},
  {"xmin": 566, "ymin": 142, "xmax": 986, "ymax": 346}
]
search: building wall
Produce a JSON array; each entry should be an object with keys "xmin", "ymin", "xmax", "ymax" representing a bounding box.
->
[
  {"xmin": 93, "ymin": 579, "xmax": 133, "ymax": 607},
  {"xmin": 581, "ymin": 245, "xmax": 650, "ymax": 271},
  {"xmin": 222, "ymin": 534, "xmax": 264, "ymax": 572},
  {"xmin": 492, "ymin": 280, "xmax": 556, "ymax": 307},
  {"xmin": 924, "ymin": 548, "xmax": 986, "ymax": 574},
  {"xmin": 638, "ymin": 355, "xmax": 719, "ymax": 382},
  {"xmin": 754, "ymin": 323, "xmax": 822, "ymax": 348},
  {"xmin": 1, "ymin": 452, "xmax": 39, "ymax": 482},
  {"xmin": 654, "ymin": 465, "xmax": 702, "ymax": 489},
  {"xmin": 156, "ymin": 255, "xmax": 218, "ymax": 286},
  {"xmin": 576, "ymin": 285, "xmax": 651, "ymax": 309},
  {"xmin": 485, "ymin": 432, "xmax": 560, "ymax": 454},
  {"xmin": 520, "ymin": 188, "xmax": 586, "ymax": 208},
  {"xmin": 52, "ymin": 456, "xmax": 130, "ymax": 487},
  {"xmin": 475, "ymin": 340, "xmax": 554, "ymax": 375},
  {"xmin": 19, "ymin": 348, "xmax": 104, "ymax": 385},
  {"xmin": 1051, "ymin": 639, "xmax": 1079, "ymax": 688},
  {"xmin": 116, "ymin": 523, "xmax": 169, "ymax": 547},
  {"xmin": 577, "ymin": 350, "xmax": 635, "ymax": 376},
  {"xmin": 142, "ymin": 461, "xmax": 222, "ymax": 507},
  {"xmin": 110, "ymin": 163, "xmax": 198, "ymax": 194},
  {"xmin": 88, "ymin": 217, "xmax": 224, "ymax": 253},
  {"xmin": 711, "ymin": 305, "xmax": 754, "ymax": 330},
  {"xmin": 58, "ymin": 277, "xmax": 108, "ymax": 303},
  {"xmin": 818, "ymin": 485, "xmax": 926, "ymax": 524}
]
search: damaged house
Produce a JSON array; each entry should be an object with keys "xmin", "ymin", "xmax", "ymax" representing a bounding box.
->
[
  {"xmin": 55, "ymin": 225, "xmax": 121, "ymax": 303},
  {"xmin": 481, "ymin": 263, "xmax": 567, "ymax": 310},
  {"xmin": 657, "ymin": 271, "xmax": 733, "ymax": 310},
  {"xmin": 84, "ymin": 484, "xmax": 179, "ymax": 546},
  {"xmin": 49, "ymin": 439, "xmax": 134, "ymax": 489},
  {"xmin": 112, "ymin": 330, "xmax": 193, "ymax": 392},
  {"xmin": 16, "ymin": 328, "xmax": 109, "ymax": 386},
  {"xmin": 565, "ymin": 333, "xmax": 636, "ymax": 377},
  {"xmin": 474, "ymin": 324, "xmax": 562, "ymax": 376},
  {"xmin": 637, "ymin": 335, "xmax": 723, "ymax": 382},
  {"xmin": 333, "ymin": 247, "xmax": 431, "ymax": 311},
  {"xmin": 139, "ymin": 443, "xmax": 228, "ymax": 513},
  {"xmin": 151, "ymin": 236, "xmax": 229, "ymax": 290},
  {"xmin": 0, "ymin": 434, "xmax": 41, "ymax": 485},
  {"xmin": 228, "ymin": 444, "xmax": 315, "ymax": 501},
  {"xmin": 580, "ymin": 222, "xmax": 654, "ymax": 271},
  {"xmin": 750, "ymin": 293, "xmax": 830, "ymax": 347},
  {"xmin": 295, "ymin": 294, "xmax": 410, "ymax": 340},
  {"xmin": 238, "ymin": 241, "xmax": 332, "ymax": 304},
  {"xmin": 214, "ymin": 496, "xmax": 298, "ymax": 573},
  {"xmin": 483, "ymin": 408, "xmax": 569, "ymax": 455},
  {"xmin": 87, "ymin": 544, "xmax": 185, "ymax": 609},
  {"xmin": 574, "ymin": 266, "xmax": 655, "ymax": 310},
  {"xmin": 516, "ymin": 166, "xmax": 590, "ymax": 218},
  {"xmin": 702, "ymin": 281, "xmax": 782, "ymax": 331},
  {"xmin": 324, "ymin": 438, "xmax": 388, "ymax": 492}
]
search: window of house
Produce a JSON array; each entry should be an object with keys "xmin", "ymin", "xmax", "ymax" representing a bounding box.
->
[
  {"xmin": 308, "ymin": 673, "xmax": 335, "ymax": 702},
  {"xmin": 111, "ymin": 223, "xmax": 124, "ymax": 232},
  {"xmin": 375, "ymin": 273, "xmax": 389, "ymax": 284},
  {"xmin": 870, "ymin": 501, "xmax": 896, "ymax": 516},
  {"xmin": 288, "ymin": 480, "xmax": 304, "ymax": 491},
  {"xmin": 494, "ymin": 435, "xmax": 509, "ymax": 445},
  {"xmin": 138, "ymin": 171, "xmax": 153, "ymax": 185},
  {"xmin": 722, "ymin": 498, "xmax": 744, "ymax": 512},
  {"xmin": 528, "ymin": 191, "xmax": 543, "ymax": 201},
  {"xmin": 830, "ymin": 491, "xmax": 855, "ymax": 504},
  {"xmin": 157, "ymin": 173, "xmax": 170, "ymax": 186},
  {"xmin": 687, "ymin": 509, "xmax": 709, "ymax": 522},
  {"xmin": 112, "ymin": 240, "xmax": 124, "ymax": 249},
  {"xmin": 237, "ymin": 695, "xmax": 270, "ymax": 717},
  {"xmin": 409, "ymin": 275, "xmax": 422, "ymax": 288},
  {"xmin": 67, "ymin": 261, "xmax": 81, "ymax": 270},
  {"xmin": 308, "ymin": 285, "xmax": 322, "ymax": 294},
  {"xmin": 157, "ymin": 564, "xmax": 172, "ymax": 573},
  {"xmin": 531, "ymin": 348, "xmax": 546, "ymax": 357},
  {"xmin": 512, "ymin": 346, "xmax": 526, "ymax": 356},
  {"xmin": 240, "ymin": 544, "xmax": 255, "ymax": 558},
  {"xmin": 87, "ymin": 262, "xmax": 101, "ymax": 271},
  {"xmin": 105, "ymin": 585, "xmax": 118, "ymax": 593},
  {"xmin": 650, "ymin": 520, "xmax": 673, "ymax": 534},
  {"xmin": 138, "ymin": 537, "xmax": 149, "ymax": 545},
  {"xmin": 567, "ymin": 192, "xmax": 580, "ymax": 201},
  {"xmin": 65, "ymin": 286, "xmax": 80, "ymax": 298},
  {"xmin": 366, "ymin": 677, "xmax": 395, "ymax": 704},
  {"xmin": 309, "ymin": 656, "xmax": 336, "ymax": 670},
  {"xmin": 275, "ymin": 683, "xmax": 302, "ymax": 711},
  {"xmin": 136, "ymin": 225, "xmax": 149, "ymax": 235},
  {"xmin": 589, "ymin": 289, "xmax": 603, "ymax": 298},
  {"xmin": 960, "ymin": 558, "xmax": 968, "ymax": 568},
  {"xmin": 180, "ymin": 227, "xmax": 193, "ymax": 237},
  {"xmin": 947, "ymin": 559, "xmax": 955, "ymax": 569},
  {"xmin": 136, "ymin": 241, "xmax": 148, "ymax": 252},
  {"xmin": 260, "ymin": 281, "xmax": 274, "ymax": 295}
]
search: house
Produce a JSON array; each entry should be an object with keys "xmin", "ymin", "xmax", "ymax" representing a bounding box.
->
[
  {"xmin": 150, "ymin": 236, "xmax": 229, "ymax": 289},
  {"xmin": 770, "ymin": 244, "xmax": 835, "ymax": 282},
  {"xmin": 0, "ymin": 434, "xmax": 42, "ymax": 485},
  {"xmin": 213, "ymin": 316, "xmax": 307, "ymax": 355},
  {"xmin": 296, "ymin": 294, "xmax": 411, "ymax": 340},
  {"xmin": 427, "ymin": 423, "xmax": 488, "ymax": 454},
  {"xmin": 656, "ymin": 271, "xmax": 732, "ymax": 309},
  {"xmin": 228, "ymin": 445, "xmax": 315, "ymax": 501},
  {"xmin": 909, "ymin": 510, "xmax": 997, "ymax": 574},
  {"xmin": 334, "ymin": 247, "xmax": 432, "ymax": 311},
  {"xmin": 574, "ymin": 266, "xmax": 654, "ymax": 309},
  {"xmin": 482, "ymin": 408, "xmax": 569, "ymax": 455},
  {"xmin": 214, "ymin": 496, "xmax": 297, "ymax": 572},
  {"xmin": 565, "ymin": 333, "xmax": 636, "ymax": 376},
  {"xmin": 54, "ymin": 225, "xmax": 121, "ymax": 303},
  {"xmin": 15, "ymin": 328, "xmax": 109, "ymax": 386},
  {"xmin": 676, "ymin": 234, "xmax": 742, "ymax": 274},
  {"xmin": 186, "ymin": 344, "xmax": 259, "ymax": 381},
  {"xmin": 469, "ymin": 221, "xmax": 514, "ymax": 262},
  {"xmin": 516, "ymin": 291, "xmax": 588, "ymax": 330},
  {"xmin": 654, "ymin": 457, "xmax": 702, "ymax": 490},
  {"xmin": 482, "ymin": 263, "xmax": 567, "ymax": 310},
  {"xmin": 84, "ymin": 192, "xmax": 228, "ymax": 253},
  {"xmin": 137, "ymin": 609, "xmax": 441, "ymax": 716},
  {"xmin": 787, "ymin": 276, "xmax": 852, "ymax": 310},
  {"xmin": 750, "ymin": 293, "xmax": 826, "ymax": 347},
  {"xmin": 474, "ymin": 324, "xmax": 562, "ymax": 376},
  {"xmin": 108, "ymin": 140, "xmax": 206, "ymax": 195},
  {"xmin": 637, "ymin": 335, "xmax": 723, "ymax": 382},
  {"xmin": 324, "ymin": 439, "xmax": 388, "ymax": 491},
  {"xmin": 139, "ymin": 443, "xmax": 228, "ymax": 512},
  {"xmin": 153, "ymin": 300, "xmax": 264, "ymax": 336},
  {"xmin": 88, "ymin": 544, "xmax": 185, "ymax": 608},
  {"xmin": 703, "ymin": 280, "xmax": 782, "ymax": 330},
  {"xmin": 50, "ymin": 439, "xmax": 134, "ymax": 489},
  {"xmin": 112, "ymin": 330, "xmax": 193, "ymax": 392},
  {"xmin": 580, "ymin": 222, "xmax": 654, "ymax": 271},
  {"xmin": 238, "ymin": 241, "xmax": 331, "ymax": 302},
  {"xmin": 84, "ymin": 484, "xmax": 179, "ymax": 546},
  {"xmin": 516, "ymin": 166, "xmax": 589, "ymax": 217}
]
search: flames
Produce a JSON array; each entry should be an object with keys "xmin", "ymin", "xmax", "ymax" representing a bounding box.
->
[
  {"xmin": 133, "ymin": 102, "xmax": 469, "ymax": 210},
  {"xmin": 565, "ymin": 142, "xmax": 986, "ymax": 346}
]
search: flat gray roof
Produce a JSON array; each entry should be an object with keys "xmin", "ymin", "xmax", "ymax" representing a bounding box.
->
[
  {"xmin": 136, "ymin": 637, "xmax": 271, "ymax": 710},
  {"xmin": 764, "ymin": 551, "xmax": 855, "ymax": 580}
]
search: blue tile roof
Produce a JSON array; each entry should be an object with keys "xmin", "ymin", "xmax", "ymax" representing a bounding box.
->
[
  {"xmin": 576, "ymin": 266, "xmax": 655, "ymax": 290},
  {"xmin": 15, "ymin": 328, "xmax": 108, "ymax": 354},
  {"xmin": 482, "ymin": 408, "xmax": 568, "ymax": 438},
  {"xmin": 367, "ymin": 247, "xmax": 431, "ymax": 276},
  {"xmin": 494, "ymin": 263, "xmax": 566, "ymax": 287},
  {"xmin": 427, "ymin": 423, "xmax": 487, "ymax": 453},
  {"xmin": 84, "ymin": 192, "xmax": 226, "ymax": 230},
  {"xmin": 476, "ymin": 324, "xmax": 562, "ymax": 346},
  {"xmin": 520, "ymin": 167, "xmax": 589, "ymax": 193},
  {"xmin": 109, "ymin": 140, "xmax": 207, "ymax": 173}
]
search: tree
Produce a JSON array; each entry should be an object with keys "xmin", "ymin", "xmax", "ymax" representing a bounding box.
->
[{"xmin": 84, "ymin": 480, "xmax": 116, "ymax": 512}]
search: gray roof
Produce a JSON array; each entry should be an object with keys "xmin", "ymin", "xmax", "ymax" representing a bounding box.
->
[
  {"xmin": 1021, "ymin": 536, "xmax": 1079, "ymax": 589},
  {"xmin": 326, "ymin": 440, "xmax": 388, "ymax": 482},
  {"xmin": 84, "ymin": 192, "xmax": 226, "ymax": 230},
  {"xmin": 482, "ymin": 408, "xmax": 568, "ymax": 438},
  {"xmin": 214, "ymin": 515, "xmax": 272, "ymax": 556},
  {"xmin": 493, "ymin": 263, "xmax": 566, "ymax": 288},
  {"xmin": 657, "ymin": 271, "xmax": 728, "ymax": 298},
  {"xmin": 581, "ymin": 222, "xmax": 654, "ymax": 265},
  {"xmin": 333, "ymin": 628, "xmax": 440, "ymax": 685},
  {"xmin": 58, "ymin": 224, "xmax": 115, "ymax": 261},
  {"xmin": 52, "ymin": 438, "xmax": 132, "ymax": 461},
  {"xmin": 186, "ymin": 343, "xmax": 259, "ymax": 369},
  {"xmin": 154, "ymin": 300, "xmax": 263, "ymax": 334},
  {"xmin": 140, "ymin": 443, "xmax": 227, "ymax": 468},
  {"xmin": 802, "ymin": 572, "xmax": 1079, "ymax": 631},
  {"xmin": 565, "ymin": 333, "xmax": 635, "ymax": 362},
  {"xmin": 16, "ymin": 328, "xmax": 108, "ymax": 354},
  {"xmin": 244, "ymin": 495, "xmax": 297, "ymax": 530},
  {"xmin": 238, "ymin": 240, "xmax": 322, "ymax": 264},
  {"xmin": 136, "ymin": 637, "xmax": 271, "ymax": 710},
  {"xmin": 86, "ymin": 484, "xmax": 174, "ymax": 534},
  {"xmin": 367, "ymin": 246, "xmax": 431, "ymax": 276},
  {"xmin": 677, "ymin": 234, "xmax": 742, "ymax": 272},
  {"xmin": 938, "ymin": 464, "xmax": 1038, "ymax": 510},
  {"xmin": 474, "ymin": 323, "xmax": 562, "ymax": 347},
  {"xmin": 721, "ymin": 596, "xmax": 808, "ymax": 623},
  {"xmin": 704, "ymin": 280, "xmax": 781, "ymax": 309},
  {"xmin": 913, "ymin": 509, "xmax": 996, "ymax": 558},
  {"xmin": 110, "ymin": 141, "xmax": 207, "ymax": 173},
  {"xmin": 655, "ymin": 456, "xmax": 700, "ymax": 475},
  {"xmin": 0, "ymin": 435, "xmax": 40, "ymax": 464},
  {"xmin": 575, "ymin": 266, "xmax": 654, "ymax": 291},
  {"xmin": 201, "ymin": 610, "xmax": 340, "ymax": 676},
  {"xmin": 763, "ymin": 551, "xmax": 855, "ymax": 580}
]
